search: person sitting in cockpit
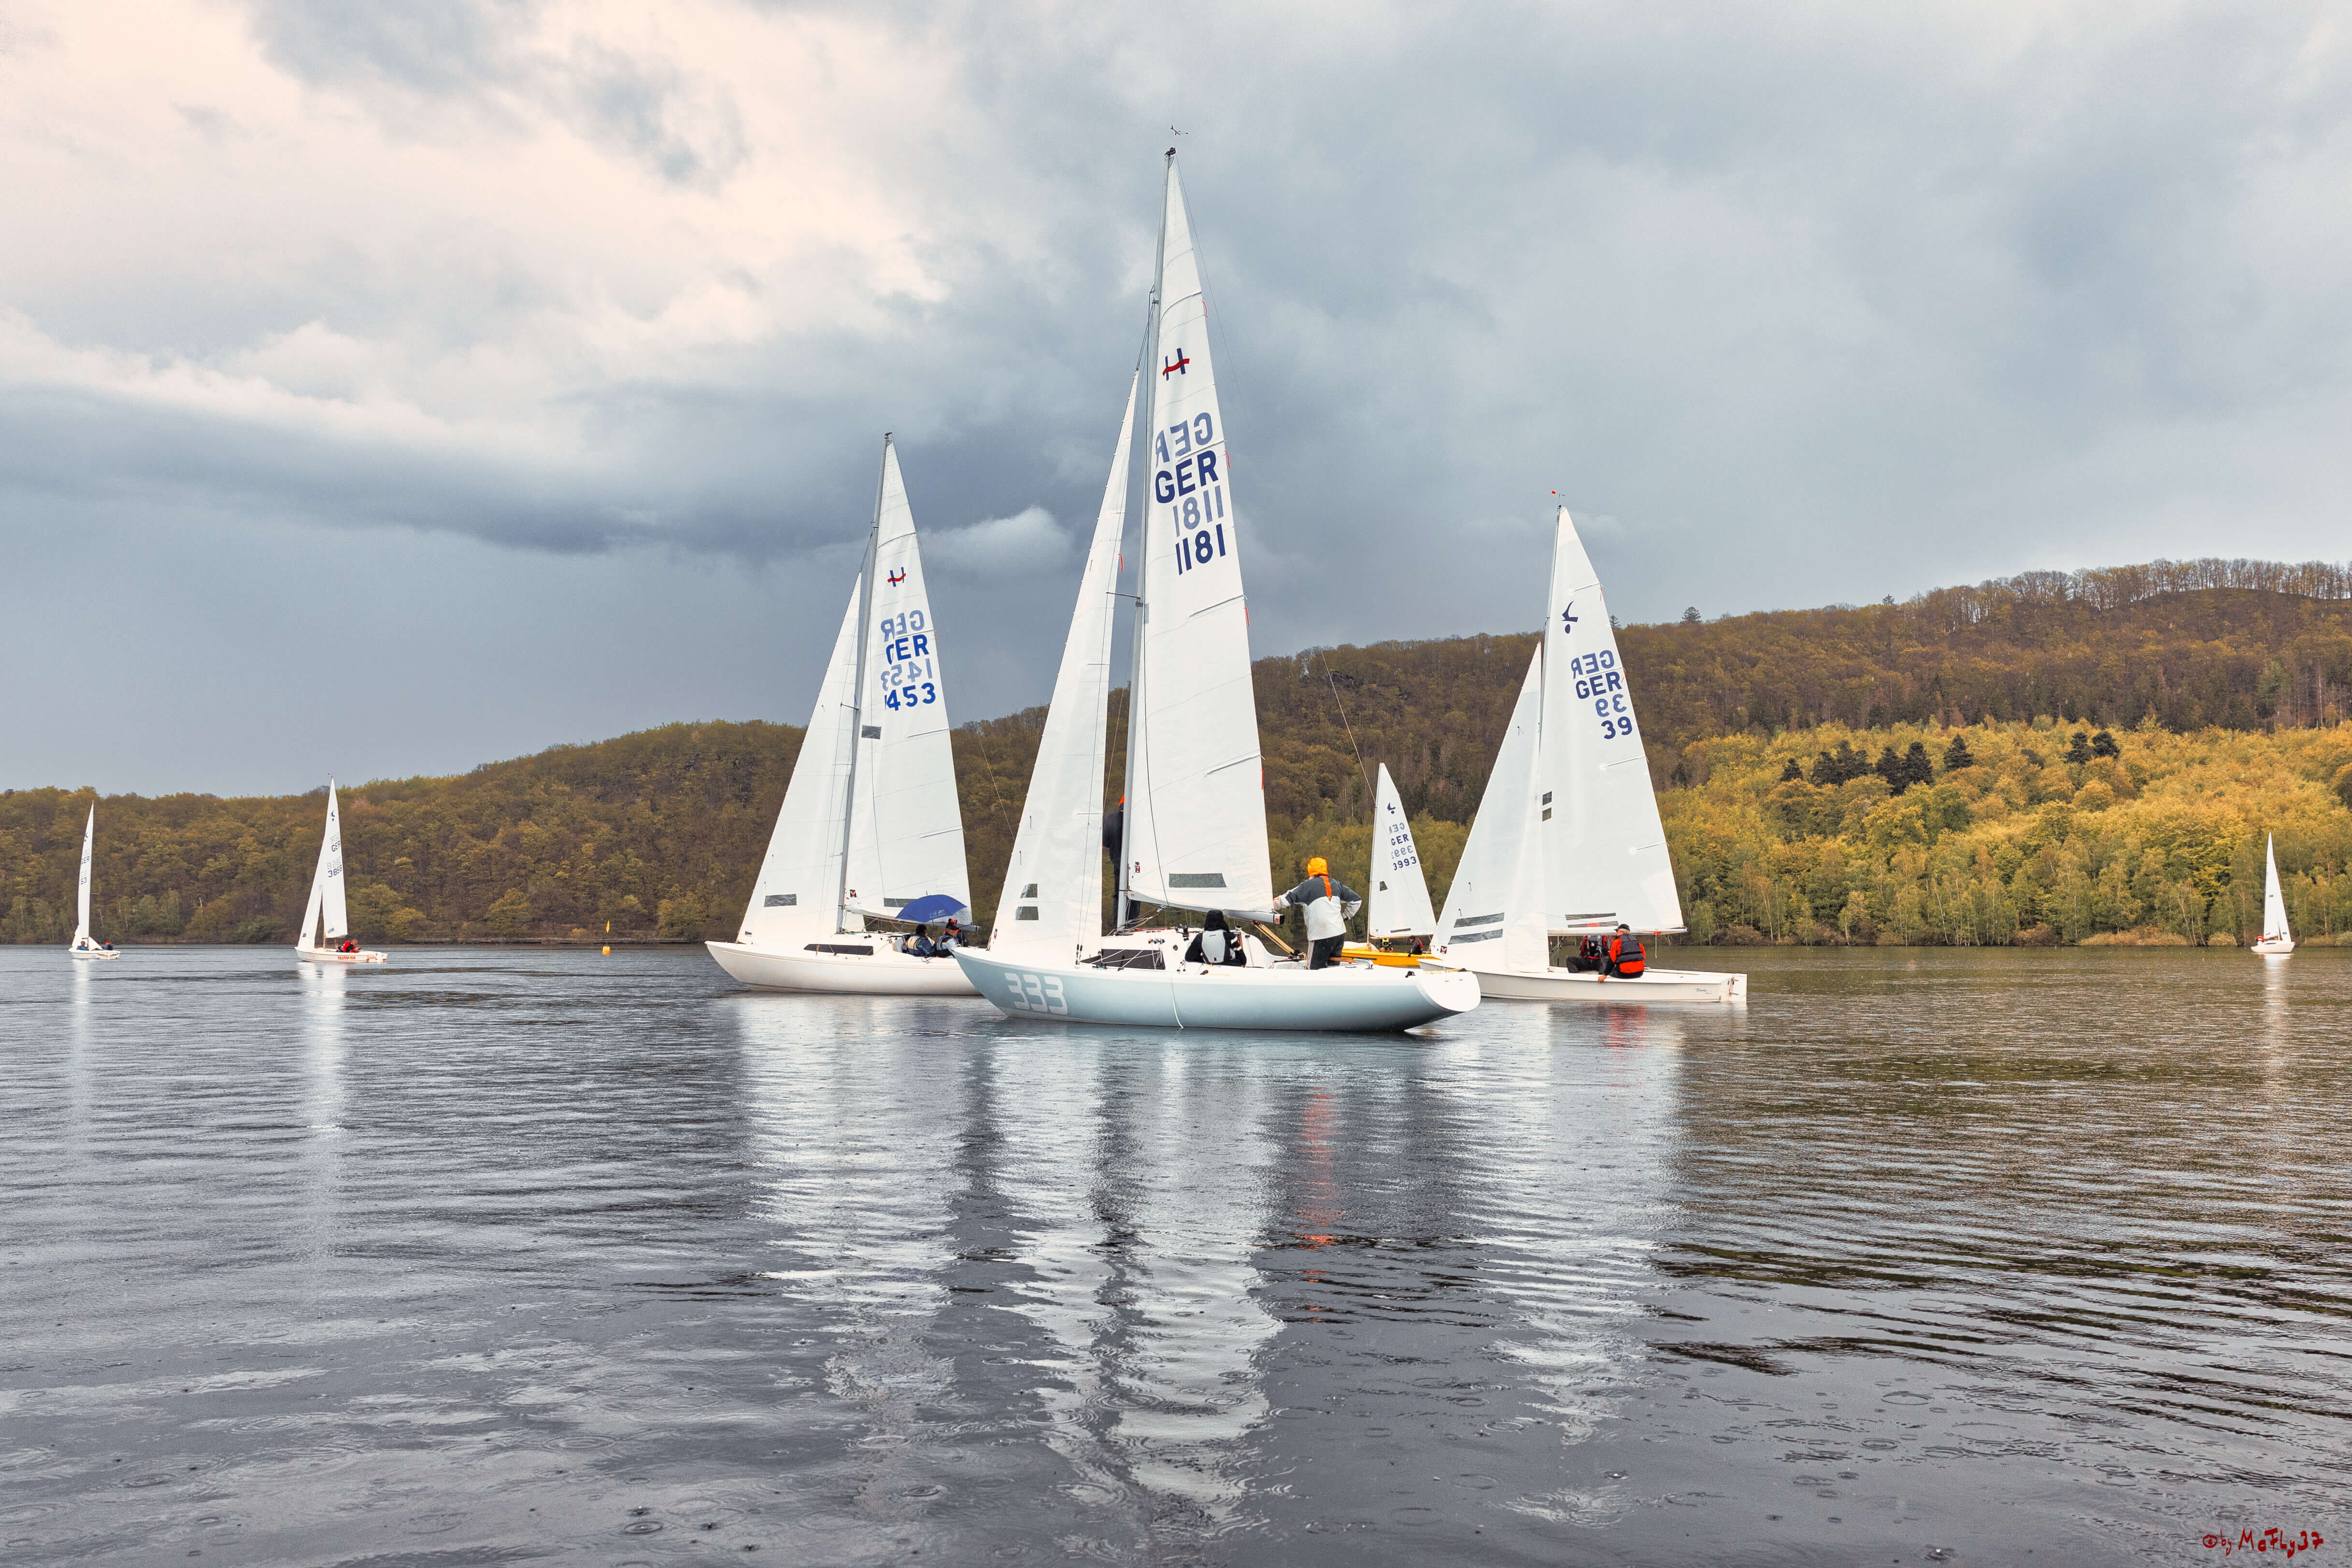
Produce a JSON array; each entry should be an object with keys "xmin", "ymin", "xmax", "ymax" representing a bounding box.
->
[{"xmin": 1183, "ymin": 910, "xmax": 1249, "ymax": 967}]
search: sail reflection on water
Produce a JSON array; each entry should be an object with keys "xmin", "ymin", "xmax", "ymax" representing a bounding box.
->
[{"xmin": 730, "ymin": 997, "xmax": 961, "ymax": 1471}]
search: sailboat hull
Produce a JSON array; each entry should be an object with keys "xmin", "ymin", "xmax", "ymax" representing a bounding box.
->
[
  {"xmin": 707, "ymin": 940, "xmax": 980, "ymax": 996},
  {"xmin": 2252, "ymin": 938, "xmax": 2295, "ymax": 956},
  {"xmin": 953, "ymin": 946, "xmax": 1480, "ymax": 1032},
  {"xmin": 68, "ymin": 946, "xmax": 121, "ymax": 961},
  {"xmin": 1470, "ymin": 964, "xmax": 1746, "ymax": 1004},
  {"xmin": 297, "ymin": 946, "xmax": 388, "ymax": 964}
]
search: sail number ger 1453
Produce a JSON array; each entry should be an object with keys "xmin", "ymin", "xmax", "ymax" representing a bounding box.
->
[{"xmin": 878, "ymin": 608, "xmax": 938, "ymax": 710}]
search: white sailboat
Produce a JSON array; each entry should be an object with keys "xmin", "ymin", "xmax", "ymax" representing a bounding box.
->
[
  {"xmin": 1436, "ymin": 508, "xmax": 1745, "ymax": 1003},
  {"xmin": 708, "ymin": 436, "xmax": 979, "ymax": 995},
  {"xmin": 295, "ymin": 779, "xmax": 386, "ymax": 964},
  {"xmin": 66, "ymin": 804, "xmax": 120, "ymax": 959},
  {"xmin": 2252, "ymin": 833, "xmax": 2295, "ymax": 956},
  {"xmin": 955, "ymin": 154, "xmax": 1479, "ymax": 1033},
  {"xmin": 1345, "ymin": 764, "xmax": 1436, "ymax": 957}
]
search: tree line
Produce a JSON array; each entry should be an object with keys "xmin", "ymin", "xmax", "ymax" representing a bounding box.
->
[{"xmin": 6, "ymin": 559, "xmax": 2348, "ymax": 947}]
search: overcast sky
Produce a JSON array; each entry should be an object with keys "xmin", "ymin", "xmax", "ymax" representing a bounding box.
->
[{"xmin": 6, "ymin": 0, "xmax": 2349, "ymax": 796}]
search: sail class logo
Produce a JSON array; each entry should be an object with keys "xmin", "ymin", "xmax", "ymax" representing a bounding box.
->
[
  {"xmin": 1562, "ymin": 601, "xmax": 1579, "ymax": 631},
  {"xmin": 886, "ymin": 569, "xmax": 906, "ymax": 586},
  {"xmin": 1161, "ymin": 349, "xmax": 1190, "ymax": 378}
]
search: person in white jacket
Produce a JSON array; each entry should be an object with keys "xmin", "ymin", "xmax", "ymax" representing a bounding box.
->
[{"xmin": 1276, "ymin": 857, "xmax": 1362, "ymax": 970}]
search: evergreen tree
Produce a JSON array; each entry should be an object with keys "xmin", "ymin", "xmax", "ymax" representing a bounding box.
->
[
  {"xmin": 1681, "ymin": 606, "xmax": 1701, "ymax": 624},
  {"xmin": 1876, "ymin": 744, "xmax": 1908, "ymax": 795},
  {"xmin": 1807, "ymin": 750, "xmax": 1837, "ymax": 785},
  {"xmin": 2090, "ymin": 729, "xmax": 2120, "ymax": 759},
  {"xmin": 1780, "ymin": 757, "xmax": 1805, "ymax": 783},
  {"xmin": 1902, "ymin": 741, "xmax": 1935, "ymax": 789},
  {"xmin": 2064, "ymin": 730, "xmax": 2093, "ymax": 765},
  {"xmin": 1943, "ymin": 733, "xmax": 1977, "ymax": 771}
]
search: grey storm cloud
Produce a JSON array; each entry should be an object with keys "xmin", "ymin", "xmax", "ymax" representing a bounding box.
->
[{"xmin": 5, "ymin": 0, "xmax": 2351, "ymax": 793}]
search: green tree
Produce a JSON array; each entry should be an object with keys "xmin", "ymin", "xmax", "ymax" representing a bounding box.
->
[{"xmin": 485, "ymin": 889, "xmax": 535, "ymax": 937}]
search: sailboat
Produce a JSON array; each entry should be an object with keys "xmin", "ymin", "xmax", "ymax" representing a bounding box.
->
[
  {"xmin": 1341, "ymin": 765, "xmax": 1437, "ymax": 964},
  {"xmin": 2252, "ymin": 833, "xmax": 2295, "ymax": 955},
  {"xmin": 954, "ymin": 153, "xmax": 1479, "ymax": 1032},
  {"xmin": 66, "ymin": 805, "xmax": 120, "ymax": 959},
  {"xmin": 1436, "ymin": 508, "xmax": 1746, "ymax": 1004},
  {"xmin": 708, "ymin": 436, "xmax": 979, "ymax": 995},
  {"xmin": 295, "ymin": 779, "xmax": 387, "ymax": 964}
]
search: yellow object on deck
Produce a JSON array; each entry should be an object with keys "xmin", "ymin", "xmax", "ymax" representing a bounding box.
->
[{"xmin": 1342, "ymin": 944, "xmax": 1428, "ymax": 968}]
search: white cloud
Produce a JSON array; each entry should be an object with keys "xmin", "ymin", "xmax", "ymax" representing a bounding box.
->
[{"xmin": 922, "ymin": 505, "xmax": 1068, "ymax": 578}]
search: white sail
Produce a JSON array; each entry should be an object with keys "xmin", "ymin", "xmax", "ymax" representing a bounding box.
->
[
  {"xmin": 1539, "ymin": 508, "xmax": 1683, "ymax": 934},
  {"xmin": 993, "ymin": 377, "xmax": 1136, "ymax": 957},
  {"xmin": 1123, "ymin": 157, "xmax": 1275, "ymax": 920},
  {"xmin": 843, "ymin": 440, "xmax": 973, "ymax": 922},
  {"xmin": 314, "ymin": 780, "xmax": 350, "ymax": 942},
  {"xmin": 1366, "ymin": 764, "xmax": 1436, "ymax": 939},
  {"xmin": 1439, "ymin": 651, "xmax": 1550, "ymax": 972},
  {"xmin": 736, "ymin": 582, "xmax": 864, "ymax": 946},
  {"xmin": 74, "ymin": 805, "xmax": 95, "ymax": 945},
  {"xmin": 2262, "ymin": 834, "xmax": 2292, "ymax": 945}
]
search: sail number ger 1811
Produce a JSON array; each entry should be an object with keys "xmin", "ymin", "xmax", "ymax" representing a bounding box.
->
[{"xmin": 1155, "ymin": 413, "xmax": 1228, "ymax": 575}]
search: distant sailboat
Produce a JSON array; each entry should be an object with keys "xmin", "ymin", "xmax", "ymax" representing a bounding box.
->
[
  {"xmin": 2252, "ymin": 833, "xmax": 2295, "ymax": 956},
  {"xmin": 66, "ymin": 805, "xmax": 120, "ymax": 960},
  {"xmin": 1342, "ymin": 765, "xmax": 1437, "ymax": 964},
  {"xmin": 296, "ymin": 779, "xmax": 387, "ymax": 964},
  {"xmin": 707, "ymin": 436, "xmax": 979, "ymax": 994},
  {"xmin": 1436, "ymin": 508, "xmax": 1745, "ymax": 1003},
  {"xmin": 955, "ymin": 153, "xmax": 1479, "ymax": 1032}
]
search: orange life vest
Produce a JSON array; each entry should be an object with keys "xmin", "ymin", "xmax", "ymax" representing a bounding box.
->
[{"xmin": 1608, "ymin": 933, "xmax": 1646, "ymax": 977}]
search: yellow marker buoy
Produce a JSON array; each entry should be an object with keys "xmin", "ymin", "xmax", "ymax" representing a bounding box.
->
[{"xmin": 601, "ymin": 945, "xmax": 611, "ymax": 955}]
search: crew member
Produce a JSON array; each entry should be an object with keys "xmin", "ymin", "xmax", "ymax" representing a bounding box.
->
[
  {"xmin": 1276, "ymin": 858, "xmax": 1362, "ymax": 971},
  {"xmin": 1603, "ymin": 924, "xmax": 1646, "ymax": 979},
  {"xmin": 907, "ymin": 925, "xmax": 939, "ymax": 958},
  {"xmin": 1183, "ymin": 910, "xmax": 1249, "ymax": 967},
  {"xmin": 939, "ymin": 918, "xmax": 964, "ymax": 951},
  {"xmin": 1568, "ymin": 935, "xmax": 1605, "ymax": 973}
]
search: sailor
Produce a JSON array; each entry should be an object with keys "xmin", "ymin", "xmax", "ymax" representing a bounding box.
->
[
  {"xmin": 1568, "ymin": 935, "xmax": 1605, "ymax": 973},
  {"xmin": 938, "ymin": 918, "xmax": 964, "ymax": 951},
  {"xmin": 1183, "ymin": 909, "xmax": 1248, "ymax": 967},
  {"xmin": 1276, "ymin": 858, "xmax": 1362, "ymax": 971},
  {"xmin": 1603, "ymin": 924, "xmax": 1646, "ymax": 979},
  {"xmin": 907, "ymin": 925, "xmax": 940, "ymax": 958}
]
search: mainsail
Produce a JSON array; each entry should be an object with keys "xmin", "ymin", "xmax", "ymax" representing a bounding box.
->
[
  {"xmin": 74, "ymin": 805, "xmax": 95, "ymax": 946},
  {"xmin": 1438, "ymin": 652, "xmax": 1550, "ymax": 971},
  {"xmin": 299, "ymin": 780, "xmax": 351, "ymax": 947},
  {"xmin": 992, "ymin": 377, "xmax": 1137, "ymax": 956},
  {"xmin": 1366, "ymin": 764, "xmax": 1436, "ymax": 939},
  {"xmin": 2262, "ymin": 834, "xmax": 2293, "ymax": 944},
  {"xmin": 1539, "ymin": 508, "xmax": 1684, "ymax": 935},
  {"xmin": 1121, "ymin": 155, "xmax": 1276, "ymax": 921},
  {"xmin": 736, "ymin": 583, "xmax": 863, "ymax": 946},
  {"xmin": 843, "ymin": 439, "xmax": 973, "ymax": 922}
]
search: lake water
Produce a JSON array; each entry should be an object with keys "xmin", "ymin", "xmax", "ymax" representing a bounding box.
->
[{"xmin": 2, "ymin": 945, "xmax": 2346, "ymax": 1566}]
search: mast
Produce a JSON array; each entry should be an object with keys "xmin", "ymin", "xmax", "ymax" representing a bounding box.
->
[
  {"xmin": 837, "ymin": 435, "xmax": 888, "ymax": 931},
  {"xmin": 1115, "ymin": 150, "xmax": 1176, "ymax": 932}
]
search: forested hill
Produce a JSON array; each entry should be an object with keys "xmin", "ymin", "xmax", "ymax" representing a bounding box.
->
[{"xmin": 5, "ymin": 556, "xmax": 2350, "ymax": 947}]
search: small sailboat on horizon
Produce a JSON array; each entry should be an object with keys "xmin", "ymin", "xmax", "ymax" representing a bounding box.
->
[
  {"xmin": 2252, "ymin": 833, "xmax": 2295, "ymax": 956},
  {"xmin": 708, "ymin": 436, "xmax": 980, "ymax": 995},
  {"xmin": 955, "ymin": 153, "xmax": 1479, "ymax": 1032},
  {"xmin": 1436, "ymin": 508, "xmax": 1745, "ymax": 1004},
  {"xmin": 296, "ymin": 779, "xmax": 387, "ymax": 964},
  {"xmin": 66, "ymin": 804, "xmax": 120, "ymax": 960}
]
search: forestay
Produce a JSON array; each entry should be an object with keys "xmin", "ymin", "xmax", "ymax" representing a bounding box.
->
[
  {"xmin": 1366, "ymin": 764, "xmax": 1436, "ymax": 938},
  {"xmin": 993, "ymin": 378, "xmax": 1136, "ymax": 957},
  {"xmin": 844, "ymin": 440, "xmax": 972, "ymax": 922},
  {"xmin": 1439, "ymin": 652, "xmax": 1550, "ymax": 971},
  {"xmin": 737, "ymin": 583, "xmax": 863, "ymax": 946},
  {"xmin": 1124, "ymin": 157, "xmax": 1276, "ymax": 920},
  {"xmin": 1539, "ymin": 508, "xmax": 1684, "ymax": 935}
]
